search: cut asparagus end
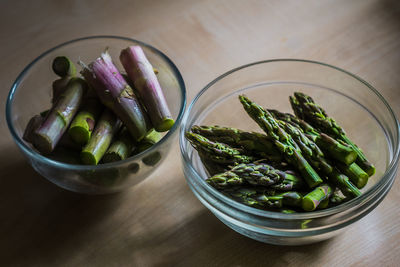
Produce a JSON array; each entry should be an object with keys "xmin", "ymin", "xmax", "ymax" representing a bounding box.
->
[
  {"xmin": 68, "ymin": 126, "xmax": 91, "ymax": 145},
  {"xmin": 80, "ymin": 110, "xmax": 121, "ymax": 165},
  {"xmin": 343, "ymin": 151, "xmax": 358, "ymax": 165},
  {"xmin": 338, "ymin": 163, "xmax": 369, "ymax": 189},
  {"xmin": 103, "ymin": 128, "xmax": 134, "ymax": 163},
  {"xmin": 32, "ymin": 132, "xmax": 53, "ymax": 155},
  {"xmin": 52, "ymin": 56, "xmax": 77, "ymax": 77},
  {"xmin": 80, "ymin": 151, "xmax": 98, "ymax": 165},
  {"xmin": 23, "ymin": 115, "xmax": 43, "ymax": 143},
  {"xmin": 302, "ymin": 184, "xmax": 332, "ymax": 211},
  {"xmin": 32, "ymin": 115, "xmax": 66, "ymax": 154},
  {"xmin": 155, "ymin": 118, "xmax": 175, "ymax": 132},
  {"xmin": 357, "ymin": 160, "xmax": 376, "ymax": 177}
]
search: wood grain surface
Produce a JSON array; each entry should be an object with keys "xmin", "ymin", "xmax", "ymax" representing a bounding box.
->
[{"xmin": 0, "ymin": 0, "xmax": 399, "ymax": 266}]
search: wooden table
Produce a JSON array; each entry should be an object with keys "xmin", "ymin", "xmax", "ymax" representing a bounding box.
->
[{"xmin": 1, "ymin": 0, "xmax": 399, "ymax": 266}]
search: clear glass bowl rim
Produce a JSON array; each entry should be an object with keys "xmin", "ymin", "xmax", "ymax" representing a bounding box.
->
[
  {"xmin": 6, "ymin": 35, "xmax": 187, "ymax": 171},
  {"xmin": 180, "ymin": 58, "xmax": 400, "ymax": 220}
]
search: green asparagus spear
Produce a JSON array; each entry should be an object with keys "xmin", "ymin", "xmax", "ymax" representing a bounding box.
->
[
  {"xmin": 206, "ymin": 162, "xmax": 294, "ymax": 189},
  {"xmin": 81, "ymin": 109, "xmax": 121, "ymax": 165},
  {"xmin": 269, "ymin": 112, "xmax": 361, "ymax": 198},
  {"xmin": 302, "ymin": 184, "xmax": 333, "ymax": 211},
  {"xmin": 271, "ymin": 170, "xmax": 306, "ymax": 191},
  {"xmin": 268, "ymin": 109, "xmax": 357, "ymax": 165},
  {"xmin": 186, "ymin": 132, "xmax": 255, "ymax": 165},
  {"xmin": 223, "ymin": 187, "xmax": 302, "ymax": 209},
  {"xmin": 337, "ymin": 162, "xmax": 369, "ymax": 189},
  {"xmin": 239, "ymin": 95, "xmax": 323, "ymax": 188},
  {"xmin": 276, "ymin": 119, "xmax": 332, "ymax": 174},
  {"xmin": 206, "ymin": 171, "xmax": 245, "ymax": 189},
  {"xmin": 290, "ymin": 92, "xmax": 375, "ymax": 176},
  {"xmin": 191, "ymin": 125, "xmax": 283, "ymax": 161},
  {"xmin": 102, "ymin": 126, "xmax": 135, "ymax": 163}
]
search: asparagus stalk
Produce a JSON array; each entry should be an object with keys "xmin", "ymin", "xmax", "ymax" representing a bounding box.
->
[
  {"xmin": 290, "ymin": 92, "xmax": 375, "ymax": 176},
  {"xmin": 318, "ymin": 197, "xmax": 330, "ymax": 209},
  {"xmin": 52, "ymin": 56, "xmax": 77, "ymax": 77},
  {"xmin": 269, "ymin": 112, "xmax": 361, "ymax": 198},
  {"xmin": 80, "ymin": 51, "xmax": 152, "ymax": 141},
  {"xmin": 68, "ymin": 97, "xmax": 103, "ymax": 145},
  {"xmin": 206, "ymin": 171, "xmax": 245, "ymax": 189},
  {"xmin": 268, "ymin": 109, "xmax": 357, "ymax": 165},
  {"xmin": 102, "ymin": 126, "xmax": 135, "ymax": 163},
  {"xmin": 120, "ymin": 46, "xmax": 174, "ymax": 132},
  {"xmin": 239, "ymin": 95, "xmax": 323, "ymax": 188},
  {"xmin": 276, "ymin": 119, "xmax": 333, "ymax": 174},
  {"xmin": 185, "ymin": 132, "xmax": 255, "ymax": 165},
  {"xmin": 223, "ymin": 187, "xmax": 302, "ymax": 209},
  {"xmin": 271, "ymin": 171, "xmax": 306, "ymax": 191},
  {"xmin": 337, "ymin": 162, "xmax": 369, "ymax": 189},
  {"xmin": 229, "ymin": 162, "xmax": 288, "ymax": 186},
  {"xmin": 206, "ymin": 162, "xmax": 294, "ymax": 189},
  {"xmin": 302, "ymin": 184, "xmax": 333, "ymax": 211},
  {"xmin": 191, "ymin": 125, "xmax": 282, "ymax": 162},
  {"xmin": 32, "ymin": 78, "xmax": 86, "ymax": 154},
  {"xmin": 81, "ymin": 109, "xmax": 121, "ymax": 165}
]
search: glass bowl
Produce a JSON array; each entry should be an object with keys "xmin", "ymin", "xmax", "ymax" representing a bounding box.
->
[
  {"xmin": 6, "ymin": 36, "xmax": 186, "ymax": 194},
  {"xmin": 179, "ymin": 59, "xmax": 399, "ymax": 245}
]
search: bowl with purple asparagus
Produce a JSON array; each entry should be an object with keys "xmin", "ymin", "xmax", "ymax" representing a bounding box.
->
[
  {"xmin": 180, "ymin": 59, "xmax": 399, "ymax": 245},
  {"xmin": 6, "ymin": 36, "xmax": 186, "ymax": 194}
]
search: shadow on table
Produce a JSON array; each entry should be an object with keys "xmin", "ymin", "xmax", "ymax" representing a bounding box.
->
[
  {"xmin": 125, "ymin": 208, "xmax": 333, "ymax": 267},
  {"xmin": 0, "ymin": 153, "xmax": 124, "ymax": 265}
]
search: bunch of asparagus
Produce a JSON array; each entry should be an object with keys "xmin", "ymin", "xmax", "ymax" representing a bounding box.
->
[
  {"xmin": 23, "ymin": 46, "xmax": 172, "ymax": 165},
  {"xmin": 186, "ymin": 93, "xmax": 374, "ymax": 212}
]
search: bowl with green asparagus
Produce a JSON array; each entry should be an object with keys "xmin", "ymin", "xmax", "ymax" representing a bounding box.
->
[
  {"xmin": 6, "ymin": 36, "xmax": 186, "ymax": 194},
  {"xmin": 180, "ymin": 59, "xmax": 399, "ymax": 245}
]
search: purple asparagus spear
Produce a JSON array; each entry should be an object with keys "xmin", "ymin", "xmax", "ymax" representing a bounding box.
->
[
  {"xmin": 80, "ymin": 51, "xmax": 152, "ymax": 141},
  {"xmin": 32, "ymin": 78, "xmax": 86, "ymax": 154},
  {"xmin": 120, "ymin": 46, "xmax": 173, "ymax": 132}
]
